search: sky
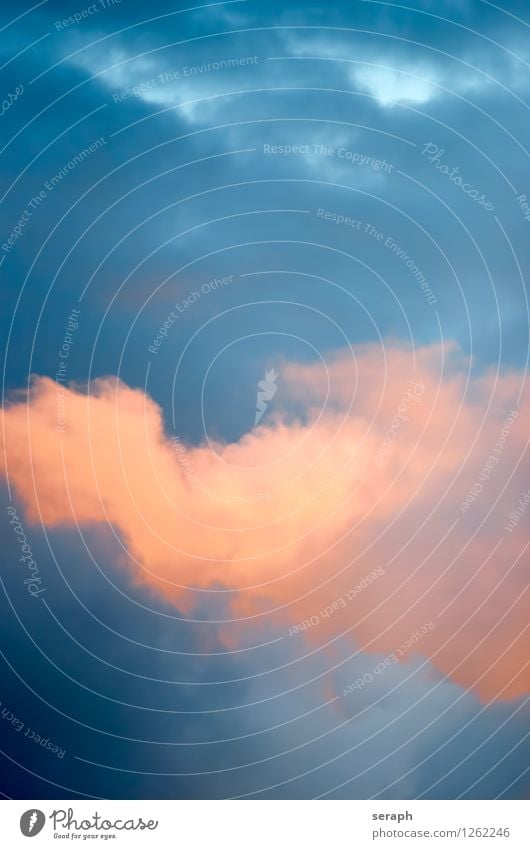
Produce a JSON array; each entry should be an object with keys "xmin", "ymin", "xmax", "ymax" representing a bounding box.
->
[{"xmin": 0, "ymin": 0, "xmax": 529, "ymax": 800}]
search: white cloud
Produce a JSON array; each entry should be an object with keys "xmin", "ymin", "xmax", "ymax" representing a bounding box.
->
[
  {"xmin": 353, "ymin": 65, "xmax": 438, "ymax": 107},
  {"xmin": 69, "ymin": 46, "xmax": 242, "ymax": 125}
]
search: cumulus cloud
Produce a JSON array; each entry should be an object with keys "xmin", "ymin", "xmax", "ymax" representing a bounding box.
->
[{"xmin": 1, "ymin": 342, "xmax": 528, "ymax": 701}]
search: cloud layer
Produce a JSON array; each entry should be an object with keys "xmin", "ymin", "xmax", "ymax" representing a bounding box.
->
[{"xmin": 2, "ymin": 341, "xmax": 528, "ymax": 702}]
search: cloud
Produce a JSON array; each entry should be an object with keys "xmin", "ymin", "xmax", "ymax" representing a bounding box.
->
[
  {"xmin": 352, "ymin": 65, "xmax": 439, "ymax": 107},
  {"xmin": 68, "ymin": 41, "xmax": 260, "ymax": 124},
  {"xmin": 346, "ymin": 59, "xmax": 491, "ymax": 108},
  {"xmin": 1, "ymin": 341, "xmax": 529, "ymax": 702}
]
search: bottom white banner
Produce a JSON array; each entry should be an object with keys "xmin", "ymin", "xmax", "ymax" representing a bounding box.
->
[{"xmin": 1, "ymin": 800, "xmax": 527, "ymax": 848}]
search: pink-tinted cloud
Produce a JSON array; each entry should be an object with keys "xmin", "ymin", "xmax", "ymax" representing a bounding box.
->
[{"xmin": 1, "ymin": 342, "xmax": 528, "ymax": 700}]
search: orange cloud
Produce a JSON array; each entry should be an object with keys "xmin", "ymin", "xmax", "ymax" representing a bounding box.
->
[{"xmin": 1, "ymin": 342, "xmax": 528, "ymax": 701}]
